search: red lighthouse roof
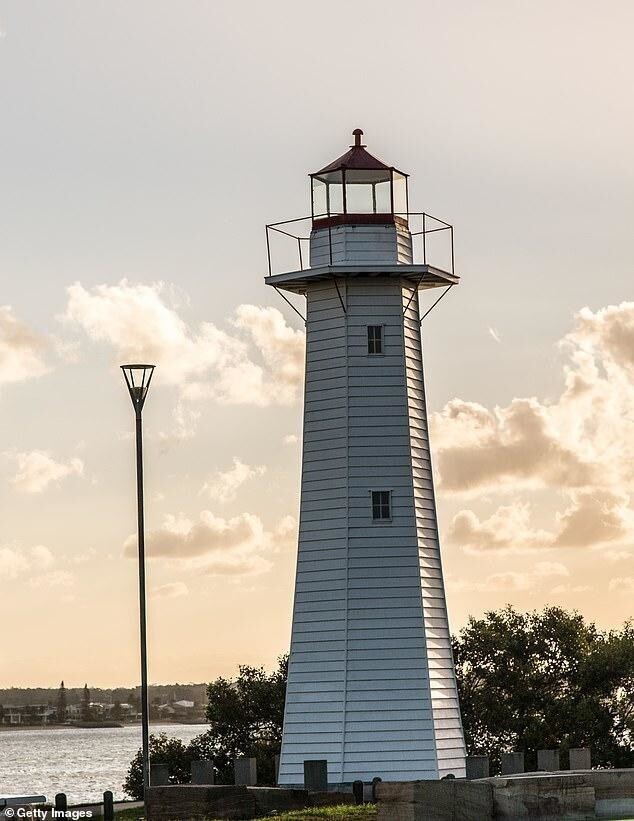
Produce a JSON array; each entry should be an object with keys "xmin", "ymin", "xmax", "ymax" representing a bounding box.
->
[{"xmin": 312, "ymin": 129, "xmax": 408, "ymax": 182}]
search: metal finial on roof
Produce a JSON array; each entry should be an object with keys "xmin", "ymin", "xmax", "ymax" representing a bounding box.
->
[{"xmin": 352, "ymin": 128, "xmax": 365, "ymax": 147}]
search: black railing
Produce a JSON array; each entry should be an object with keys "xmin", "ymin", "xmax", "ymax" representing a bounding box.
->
[{"xmin": 265, "ymin": 212, "xmax": 455, "ymax": 278}]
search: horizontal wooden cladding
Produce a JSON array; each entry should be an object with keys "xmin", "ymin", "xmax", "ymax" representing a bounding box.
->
[{"xmin": 286, "ymin": 692, "xmax": 345, "ymax": 706}]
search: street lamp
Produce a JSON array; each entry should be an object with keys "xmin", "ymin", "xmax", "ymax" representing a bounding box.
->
[{"xmin": 121, "ymin": 363, "xmax": 155, "ymax": 798}]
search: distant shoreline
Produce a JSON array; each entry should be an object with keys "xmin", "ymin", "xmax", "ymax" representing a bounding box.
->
[{"xmin": 0, "ymin": 720, "xmax": 207, "ymax": 732}]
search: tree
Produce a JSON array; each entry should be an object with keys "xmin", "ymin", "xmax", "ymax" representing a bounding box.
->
[
  {"xmin": 123, "ymin": 656, "xmax": 288, "ymax": 798},
  {"xmin": 123, "ymin": 734, "xmax": 196, "ymax": 800},
  {"xmin": 201, "ymin": 655, "xmax": 288, "ymax": 785},
  {"xmin": 81, "ymin": 683, "xmax": 91, "ymax": 722},
  {"xmin": 57, "ymin": 681, "xmax": 67, "ymax": 723},
  {"xmin": 453, "ymin": 606, "xmax": 634, "ymax": 772}
]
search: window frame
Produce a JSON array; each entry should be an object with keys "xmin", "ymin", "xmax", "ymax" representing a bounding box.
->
[
  {"xmin": 370, "ymin": 489, "xmax": 392, "ymax": 523},
  {"xmin": 367, "ymin": 324, "xmax": 384, "ymax": 356}
]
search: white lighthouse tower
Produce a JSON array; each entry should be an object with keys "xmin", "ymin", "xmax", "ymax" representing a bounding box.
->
[{"xmin": 266, "ymin": 130, "xmax": 466, "ymax": 787}]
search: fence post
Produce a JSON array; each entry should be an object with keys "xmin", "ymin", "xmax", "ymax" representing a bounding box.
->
[{"xmin": 103, "ymin": 790, "xmax": 114, "ymax": 821}]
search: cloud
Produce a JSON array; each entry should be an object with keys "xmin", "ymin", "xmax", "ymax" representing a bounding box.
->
[
  {"xmin": 604, "ymin": 549, "xmax": 632, "ymax": 563},
  {"xmin": 0, "ymin": 306, "xmax": 48, "ymax": 387},
  {"xmin": 151, "ymin": 582, "xmax": 189, "ymax": 599},
  {"xmin": 448, "ymin": 561, "xmax": 570, "ymax": 594},
  {"xmin": 0, "ymin": 547, "xmax": 29, "ymax": 579},
  {"xmin": 124, "ymin": 510, "xmax": 295, "ymax": 577},
  {"xmin": 432, "ymin": 303, "xmax": 634, "ymax": 498},
  {"xmin": 29, "ymin": 570, "xmax": 75, "ymax": 589},
  {"xmin": 435, "ymin": 302, "xmax": 634, "ymax": 557},
  {"xmin": 201, "ymin": 458, "xmax": 266, "ymax": 503},
  {"xmin": 448, "ymin": 571, "xmax": 534, "ymax": 593},
  {"xmin": 0, "ymin": 544, "xmax": 65, "ymax": 584},
  {"xmin": 62, "ymin": 281, "xmax": 305, "ymax": 419},
  {"xmin": 608, "ymin": 577, "xmax": 634, "ymax": 594},
  {"xmin": 448, "ymin": 502, "xmax": 553, "ymax": 553},
  {"xmin": 534, "ymin": 561, "xmax": 569, "ymax": 578},
  {"xmin": 10, "ymin": 451, "xmax": 84, "ymax": 493},
  {"xmin": 31, "ymin": 545, "xmax": 55, "ymax": 569},
  {"xmin": 549, "ymin": 583, "xmax": 591, "ymax": 595},
  {"xmin": 434, "ymin": 398, "xmax": 596, "ymax": 494},
  {"xmin": 567, "ymin": 302, "xmax": 634, "ymax": 375},
  {"xmin": 283, "ymin": 434, "xmax": 299, "ymax": 446},
  {"xmin": 488, "ymin": 327, "xmax": 502, "ymax": 343},
  {"xmin": 449, "ymin": 491, "xmax": 634, "ymax": 553},
  {"xmin": 552, "ymin": 490, "xmax": 634, "ymax": 548}
]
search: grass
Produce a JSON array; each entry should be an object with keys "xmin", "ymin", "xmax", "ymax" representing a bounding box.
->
[
  {"xmin": 114, "ymin": 804, "xmax": 378, "ymax": 820},
  {"xmin": 262, "ymin": 807, "xmax": 377, "ymax": 819}
]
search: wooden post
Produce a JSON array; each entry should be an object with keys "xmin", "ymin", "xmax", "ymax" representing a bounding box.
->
[{"xmin": 103, "ymin": 790, "xmax": 114, "ymax": 821}]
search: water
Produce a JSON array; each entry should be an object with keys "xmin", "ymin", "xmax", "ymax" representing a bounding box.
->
[{"xmin": 0, "ymin": 723, "xmax": 204, "ymax": 804}]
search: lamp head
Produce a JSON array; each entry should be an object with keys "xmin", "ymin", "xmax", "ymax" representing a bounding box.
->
[{"xmin": 121, "ymin": 364, "xmax": 155, "ymax": 412}]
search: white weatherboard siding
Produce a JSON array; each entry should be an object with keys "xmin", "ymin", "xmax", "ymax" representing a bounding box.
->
[
  {"xmin": 277, "ymin": 276, "xmax": 465, "ymax": 786},
  {"xmin": 309, "ymin": 224, "xmax": 413, "ymax": 267}
]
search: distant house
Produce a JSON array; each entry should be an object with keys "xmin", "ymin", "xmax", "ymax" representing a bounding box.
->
[
  {"xmin": 157, "ymin": 704, "xmax": 176, "ymax": 717},
  {"xmin": 2, "ymin": 705, "xmax": 56, "ymax": 725},
  {"xmin": 172, "ymin": 700, "xmax": 194, "ymax": 717}
]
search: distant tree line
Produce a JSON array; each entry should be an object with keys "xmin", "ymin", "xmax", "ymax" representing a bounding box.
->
[
  {"xmin": 0, "ymin": 682, "xmax": 207, "ymax": 708},
  {"xmin": 124, "ymin": 606, "xmax": 634, "ymax": 798}
]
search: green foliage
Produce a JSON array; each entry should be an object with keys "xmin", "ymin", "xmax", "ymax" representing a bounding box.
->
[
  {"xmin": 123, "ymin": 656, "xmax": 288, "ymax": 798},
  {"xmin": 267, "ymin": 807, "xmax": 376, "ymax": 819},
  {"xmin": 123, "ymin": 733, "xmax": 197, "ymax": 800},
  {"xmin": 453, "ymin": 606, "xmax": 634, "ymax": 771},
  {"xmin": 202, "ymin": 655, "xmax": 288, "ymax": 785}
]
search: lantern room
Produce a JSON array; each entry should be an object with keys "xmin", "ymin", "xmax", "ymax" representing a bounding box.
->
[{"xmin": 310, "ymin": 129, "xmax": 409, "ymax": 227}]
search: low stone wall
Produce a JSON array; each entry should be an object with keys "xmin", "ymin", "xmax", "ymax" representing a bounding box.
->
[
  {"xmin": 377, "ymin": 780, "xmax": 493, "ymax": 821},
  {"xmin": 376, "ymin": 769, "xmax": 634, "ymax": 821},
  {"xmin": 145, "ymin": 785, "xmax": 353, "ymax": 820}
]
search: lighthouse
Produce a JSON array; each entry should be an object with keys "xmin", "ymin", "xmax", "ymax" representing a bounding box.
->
[{"xmin": 266, "ymin": 130, "xmax": 466, "ymax": 786}]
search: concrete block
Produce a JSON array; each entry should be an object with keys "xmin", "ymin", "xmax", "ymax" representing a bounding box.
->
[
  {"xmin": 376, "ymin": 780, "xmax": 493, "ymax": 821},
  {"xmin": 538, "ymin": 774, "xmax": 595, "ymax": 816},
  {"xmin": 596, "ymin": 798, "xmax": 634, "ymax": 818},
  {"xmin": 590, "ymin": 768, "xmax": 634, "ymax": 800},
  {"xmin": 466, "ymin": 755, "xmax": 489, "ymax": 779},
  {"xmin": 249, "ymin": 787, "xmax": 308, "ymax": 814},
  {"xmin": 537, "ymin": 748, "xmax": 560, "ymax": 771},
  {"xmin": 303, "ymin": 759, "xmax": 328, "ymax": 791},
  {"xmin": 234, "ymin": 757, "xmax": 257, "ymax": 786},
  {"xmin": 191, "ymin": 760, "xmax": 215, "ymax": 785},
  {"xmin": 501, "ymin": 752, "xmax": 524, "ymax": 775},
  {"xmin": 569, "ymin": 747, "xmax": 591, "ymax": 770},
  {"xmin": 145, "ymin": 785, "xmax": 255, "ymax": 821},
  {"xmin": 150, "ymin": 764, "xmax": 170, "ymax": 786},
  {"xmin": 492, "ymin": 774, "xmax": 594, "ymax": 820}
]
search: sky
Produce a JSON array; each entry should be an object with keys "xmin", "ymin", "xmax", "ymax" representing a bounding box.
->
[{"xmin": 0, "ymin": 1, "xmax": 632, "ymax": 688}]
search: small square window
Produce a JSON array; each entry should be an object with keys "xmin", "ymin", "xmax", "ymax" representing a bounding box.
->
[
  {"xmin": 367, "ymin": 325, "xmax": 383, "ymax": 355},
  {"xmin": 371, "ymin": 490, "xmax": 391, "ymax": 521}
]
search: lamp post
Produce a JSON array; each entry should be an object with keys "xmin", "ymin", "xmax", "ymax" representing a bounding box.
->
[{"xmin": 121, "ymin": 363, "xmax": 155, "ymax": 798}]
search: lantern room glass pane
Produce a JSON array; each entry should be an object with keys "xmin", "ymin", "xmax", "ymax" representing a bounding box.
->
[
  {"xmin": 345, "ymin": 182, "xmax": 374, "ymax": 213},
  {"xmin": 328, "ymin": 182, "xmax": 344, "ymax": 215},
  {"xmin": 375, "ymin": 180, "xmax": 391, "ymax": 213},
  {"xmin": 393, "ymin": 172, "xmax": 408, "ymax": 216},
  {"xmin": 312, "ymin": 178, "xmax": 327, "ymax": 218}
]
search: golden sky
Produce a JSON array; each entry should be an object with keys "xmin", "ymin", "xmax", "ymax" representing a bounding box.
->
[{"xmin": 0, "ymin": 1, "xmax": 632, "ymax": 688}]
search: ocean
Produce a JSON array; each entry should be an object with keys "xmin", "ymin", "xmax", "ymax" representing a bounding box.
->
[{"xmin": 0, "ymin": 723, "xmax": 204, "ymax": 804}]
